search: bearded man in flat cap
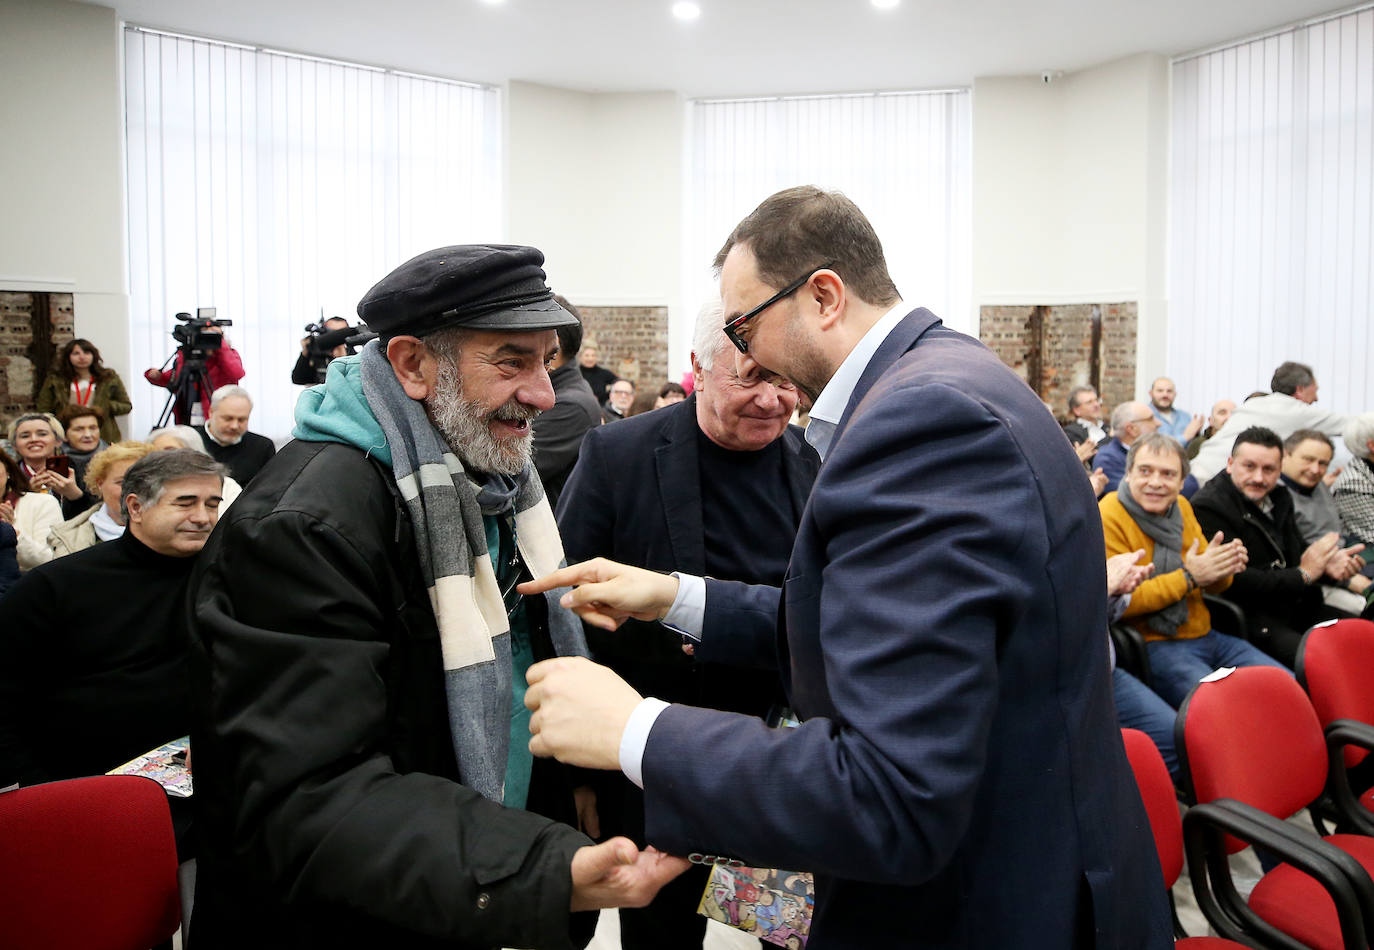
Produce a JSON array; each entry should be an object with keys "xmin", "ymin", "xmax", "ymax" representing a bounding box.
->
[{"xmin": 187, "ymin": 245, "xmax": 685, "ymax": 950}]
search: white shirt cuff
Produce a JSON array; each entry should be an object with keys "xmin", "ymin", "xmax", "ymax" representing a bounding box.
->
[
  {"xmin": 619, "ymin": 697, "xmax": 671, "ymax": 789},
  {"xmin": 663, "ymin": 572, "xmax": 706, "ymax": 641}
]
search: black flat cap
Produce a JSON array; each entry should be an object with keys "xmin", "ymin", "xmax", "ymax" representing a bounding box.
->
[{"xmin": 358, "ymin": 244, "xmax": 577, "ymax": 338}]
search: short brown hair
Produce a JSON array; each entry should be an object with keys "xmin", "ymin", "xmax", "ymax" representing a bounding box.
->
[
  {"xmin": 1125, "ymin": 433, "xmax": 1190, "ymax": 479},
  {"xmin": 713, "ymin": 186, "xmax": 901, "ymax": 307},
  {"xmin": 56, "ymin": 403, "xmax": 106, "ymax": 428}
]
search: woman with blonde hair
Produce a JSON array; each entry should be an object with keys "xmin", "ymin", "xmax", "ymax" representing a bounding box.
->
[{"xmin": 47, "ymin": 441, "xmax": 156, "ymax": 558}]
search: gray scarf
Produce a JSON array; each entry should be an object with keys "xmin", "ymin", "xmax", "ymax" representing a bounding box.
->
[
  {"xmin": 358, "ymin": 343, "xmax": 587, "ymax": 802},
  {"xmin": 1116, "ymin": 480, "xmax": 1189, "ymax": 638}
]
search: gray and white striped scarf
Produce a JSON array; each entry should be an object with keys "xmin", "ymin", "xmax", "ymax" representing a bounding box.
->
[{"xmin": 359, "ymin": 343, "xmax": 588, "ymax": 802}]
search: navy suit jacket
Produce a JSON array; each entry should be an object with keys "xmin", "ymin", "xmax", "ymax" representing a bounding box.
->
[
  {"xmin": 640, "ymin": 311, "xmax": 1171, "ymax": 948},
  {"xmin": 556, "ymin": 395, "xmax": 818, "ymax": 710}
]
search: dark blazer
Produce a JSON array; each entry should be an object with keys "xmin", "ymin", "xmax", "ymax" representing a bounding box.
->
[
  {"xmin": 639, "ymin": 310, "xmax": 1171, "ymax": 948},
  {"xmin": 532, "ymin": 363, "xmax": 602, "ymax": 509},
  {"xmin": 556, "ymin": 395, "xmax": 818, "ymax": 712}
]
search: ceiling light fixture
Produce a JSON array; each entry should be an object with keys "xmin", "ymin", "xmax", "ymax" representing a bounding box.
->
[
  {"xmin": 672, "ymin": 2, "xmax": 701, "ymax": 21},
  {"xmin": 871, "ymin": 0, "xmax": 900, "ymax": 9},
  {"xmin": 478, "ymin": 0, "xmax": 505, "ymax": 5}
]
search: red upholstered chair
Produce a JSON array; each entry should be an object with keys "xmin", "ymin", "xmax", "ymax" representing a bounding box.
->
[
  {"xmin": 0, "ymin": 775, "xmax": 181, "ymax": 950},
  {"xmin": 1176, "ymin": 666, "xmax": 1374, "ymax": 950},
  {"xmin": 1121, "ymin": 728, "xmax": 1251, "ymax": 947},
  {"xmin": 1296, "ymin": 618, "xmax": 1374, "ymax": 834}
]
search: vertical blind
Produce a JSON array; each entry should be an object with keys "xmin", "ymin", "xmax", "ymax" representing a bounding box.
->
[
  {"xmin": 124, "ymin": 27, "xmax": 502, "ymax": 440},
  {"xmin": 684, "ymin": 91, "xmax": 972, "ymax": 341},
  {"xmin": 1170, "ymin": 6, "xmax": 1374, "ymax": 418}
]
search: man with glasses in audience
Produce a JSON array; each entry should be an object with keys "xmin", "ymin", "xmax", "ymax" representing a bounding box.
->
[
  {"xmin": 1094, "ymin": 401, "xmax": 1162, "ymax": 497},
  {"xmin": 519, "ymin": 187, "xmax": 1171, "ymax": 947},
  {"xmin": 603, "ymin": 378, "xmax": 636, "ymax": 423},
  {"xmin": 555, "ymin": 299, "xmax": 819, "ymax": 950}
]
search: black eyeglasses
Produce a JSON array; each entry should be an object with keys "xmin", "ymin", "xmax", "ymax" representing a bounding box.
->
[{"xmin": 723, "ymin": 264, "xmax": 832, "ymax": 354}]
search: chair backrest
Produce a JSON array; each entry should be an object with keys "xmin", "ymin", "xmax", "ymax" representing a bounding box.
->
[
  {"xmin": 1177, "ymin": 666, "xmax": 1328, "ymax": 854},
  {"xmin": 1297, "ymin": 618, "xmax": 1374, "ymax": 769},
  {"xmin": 0, "ymin": 775, "xmax": 180, "ymax": 950},
  {"xmin": 1121, "ymin": 728, "xmax": 1183, "ymax": 889}
]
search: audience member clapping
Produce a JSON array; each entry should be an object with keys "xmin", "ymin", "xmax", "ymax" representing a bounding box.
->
[
  {"xmin": 47, "ymin": 441, "xmax": 155, "ymax": 559},
  {"xmin": 1100, "ymin": 433, "xmax": 1287, "ymax": 706},
  {"xmin": 54, "ymin": 404, "xmax": 108, "ymax": 518},
  {"xmin": 0, "ymin": 447, "xmax": 62, "ymax": 573}
]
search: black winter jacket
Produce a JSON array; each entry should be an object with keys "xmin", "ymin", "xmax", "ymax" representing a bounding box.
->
[
  {"xmin": 1190, "ymin": 475, "xmax": 1323, "ymax": 628},
  {"xmin": 187, "ymin": 439, "xmax": 595, "ymax": 949}
]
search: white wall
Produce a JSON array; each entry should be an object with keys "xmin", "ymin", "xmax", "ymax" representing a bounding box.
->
[
  {"xmin": 972, "ymin": 53, "xmax": 1170, "ymax": 394},
  {"xmin": 505, "ymin": 82, "xmax": 689, "ymax": 372},
  {"xmin": 0, "ymin": 0, "xmax": 131, "ymax": 409}
]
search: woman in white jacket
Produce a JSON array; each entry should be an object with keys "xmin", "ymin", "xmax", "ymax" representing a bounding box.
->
[{"xmin": 0, "ymin": 449, "xmax": 62, "ymax": 572}]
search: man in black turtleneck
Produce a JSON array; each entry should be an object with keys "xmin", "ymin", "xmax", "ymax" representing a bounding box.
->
[
  {"xmin": 555, "ymin": 301, "xmax": 820, "ymax": 950},
  {"xmin": 0, "ymin": 449, "xmax": 223, "ymax": 789}
]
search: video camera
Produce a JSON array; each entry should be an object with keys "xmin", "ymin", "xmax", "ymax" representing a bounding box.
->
[
  {"xmin": 171, "ymin": 308, "xmax": 233, "ymax": 360},
  {"xmin": 300, "ymin": 318, "xmax": 374, "ymax": 383}
]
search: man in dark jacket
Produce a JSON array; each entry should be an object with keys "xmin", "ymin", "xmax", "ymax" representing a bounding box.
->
[
  {"xmin": 556, "ymin": 299, "xmax": 819, "ymax": 949},
  {"xmin": 532, "ymin": 296, "xmax": 601, "ymax": 508},
  {"xmin": 1191, "ymin": 425, "xmax": 1364, "ymax": 665},
  {"xmin": 186, "ymin": 245, "xmax": 683, "ymax": 950}
]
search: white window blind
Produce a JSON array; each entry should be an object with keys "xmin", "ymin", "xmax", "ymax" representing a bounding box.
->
[
  {"xmin": 684, "ymin": 91, "xmax": 972, "ymax": 355},
  {"xmin": 124, "ymin": 27, "xmax": 502, "ymax": 440},
  {"xmin": 1170, "ymin": 6, "xmax": 1374, "ymax": 416}
]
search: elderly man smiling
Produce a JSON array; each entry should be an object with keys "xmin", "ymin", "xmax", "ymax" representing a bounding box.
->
[
  {"xmin": 1099, "ymin": 432, "xmax": 1286, "ymax": 705},
  {"xmin": 186, "ymin": 245, "xmax": 683, "ymax": 950}
]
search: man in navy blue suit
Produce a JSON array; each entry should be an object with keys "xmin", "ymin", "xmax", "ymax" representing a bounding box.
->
[
  {"xmin": 556, "ymin": 300, "xmax": 820, "ymax": 948},
  {"xmin": 523, "ymin": 187, "xmax": 1171, "ymax": 947}
]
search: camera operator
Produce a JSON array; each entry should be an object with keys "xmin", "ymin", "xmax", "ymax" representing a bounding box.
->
[
  {"xmin": 292, "ymin": 317, "xmax": 356, "ymax": 385},
  {"xmin": 144, "ymin": 322, "xmax": 243, "ymax": 424}
]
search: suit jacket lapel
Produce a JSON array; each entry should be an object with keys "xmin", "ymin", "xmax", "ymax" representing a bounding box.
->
[
  {"xmin": 832, "ymin": 307, "xmax": 943, "ymax": 445},
  {"xmin": 654, "ymin": 397, "xmax": 707, "ymax": 574}
]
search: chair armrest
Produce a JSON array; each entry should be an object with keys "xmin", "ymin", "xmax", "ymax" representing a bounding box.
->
[
  {"xmin": 1109, "ymin": 622, "xmax": 1151, "ymax": 687},
  {"xmin": 1203, "ymin": 594, "xmax": 1247, "ymax": 639},
  {"xmin": 1183, "ymin": 798, "xmax": 1374, "ymax": 950},
  {"xmin": 1326, "ymin": 719, "xmax": 1374, "ymax": 836}
]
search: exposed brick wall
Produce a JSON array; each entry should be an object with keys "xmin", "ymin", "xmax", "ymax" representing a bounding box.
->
[
  {"xmin": 979, "ymin": 302, "xmax": 1137, "ymax": 419},
  {"xmin": 1, "ymin": 292, "xmax": 74, "ymax": 426},
  {"xmin": 575, "ymin": 304, "xmax": 670, "ymax": 391}
]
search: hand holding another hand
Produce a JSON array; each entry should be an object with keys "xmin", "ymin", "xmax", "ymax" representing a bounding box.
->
[{"xmin": 570, "ymin": 838, "xmax": 689, "ymax": 912}]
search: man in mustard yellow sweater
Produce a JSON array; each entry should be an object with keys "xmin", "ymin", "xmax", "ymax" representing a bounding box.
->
[{"xmin": 1100, "ymin": 433, "xmax": 1289, "ymax": 706}]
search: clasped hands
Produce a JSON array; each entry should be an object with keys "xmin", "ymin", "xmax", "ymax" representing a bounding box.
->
[{"xmin": 518, "ymin": 559, "xmax": 691, "ymax": 910}]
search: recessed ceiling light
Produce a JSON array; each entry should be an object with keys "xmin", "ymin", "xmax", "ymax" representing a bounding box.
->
[
  {"xmin": 871, "ymin": 0, "xmax": 900, "ymax": 8},
  {"xmin": 672, "ymin": 2, "xmax": 701, "ymax": 21}
]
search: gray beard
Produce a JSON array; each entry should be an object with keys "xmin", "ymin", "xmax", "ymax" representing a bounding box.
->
[{"xmin": 424, "ymin": 356, "xmax": 536, "ymax": 477}]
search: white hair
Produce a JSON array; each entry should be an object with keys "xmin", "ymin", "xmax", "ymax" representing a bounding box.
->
[
  {"xmin": 147, "ymin": 425, "xmax": 211, "ymax": 456},
  {"xmin": 1343, "ymin": 412, "xmax": 1374, "ymax": 460},
  {"xmin": 210, "ymin": 385, "xmax": 253, "ymax": 411},
  {"xmin": 690, "ymin": 299, "xmax": 732, "ymax": 372}
]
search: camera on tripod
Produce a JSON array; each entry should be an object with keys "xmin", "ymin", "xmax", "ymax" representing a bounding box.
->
[{"xmin": 172, "ymin": 308, "xmax": 233, "ymax": 359}]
